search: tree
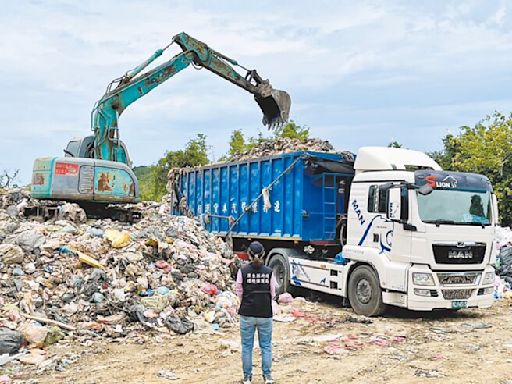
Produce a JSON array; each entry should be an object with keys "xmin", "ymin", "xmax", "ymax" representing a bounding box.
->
[
  {"xmin": 274, "ymin": 120, "xmax": 309, "ymax": 142},
  {"xmin": 387, "ymin": 141, "xmax": 402, "ymax": 148},
  {"xmin": 0, "ymin": 169, "xmax": 20, "ymax": 188},
  {"xmin": 229, "ymin": 130, "xmax": 246, "ymax": 156},
  {"xmin": 434, "ymin": 112, "xmax": 512, "ymax": 224},
  {"xmin": 139, "ymin": 134, "xmax": 209, "ymax": 201}
]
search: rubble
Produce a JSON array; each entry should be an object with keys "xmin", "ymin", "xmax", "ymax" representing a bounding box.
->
[
  {"xmin": 219, "ymin": 136, "xmax": 354, "ymax": 163},
  {"xmin": 0, "ymin": 187, "xmax": 238, "ymax": 368}
]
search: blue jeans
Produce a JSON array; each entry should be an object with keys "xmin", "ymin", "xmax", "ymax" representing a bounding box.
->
[{"xmin": 240, "ymin": 315, "xmax": 272, "ymax": 379}]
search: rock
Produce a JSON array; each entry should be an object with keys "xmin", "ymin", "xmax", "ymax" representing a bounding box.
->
[
  {"xmin": 12, "ymin": 268, "xmax": 24, "ymax": 277},
  {"xmin": 15, "ymin": 230, "xmax": 46, "ymax": 253},
  {"xmin": 44, "ymin": 326, "xmax": 65, "ymax": 346},
  {"xmin": 158, "ymin": 369, "xmax": 179, "ymax": 380},
  {"xmin": 19, "ymin": 348, "xmax": 47, "ymax": 365},
  {"xmin": 58, "ymin": 203, "xmax": 87, "ymax": 223},
  {"xmin": 24, "ymin": 262, "xmax": 36, "ymax": 274},
  {"xmin": 91, "ymin": 293, "xmax": 105, "ymax": 304},
  {"xmin": 19, "ymin": 323, "xmax": 49, "ymax": 348},
  {"xmin": 0, "ymin": 244, "xmax": 24, "ymax": 265},
  {"xmin": 0, "ymin": 328, "xmax": 23, "ymax": 355}
]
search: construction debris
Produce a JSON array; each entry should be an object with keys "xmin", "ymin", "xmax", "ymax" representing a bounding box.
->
[
  {"xmin": 0, "ymin": 187, "xmax": 238, "ymax": 369},
  {"xmin": 225, "ymin": 137, "xmax": 340, "ymax": 162}
]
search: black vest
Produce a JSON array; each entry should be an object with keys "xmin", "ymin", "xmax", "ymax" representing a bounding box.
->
[{"xmin": 239, "ymin": 264, "xmax": 273, "ymax": 318}]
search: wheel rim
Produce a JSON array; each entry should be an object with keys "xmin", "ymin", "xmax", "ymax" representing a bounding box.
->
[
  {"xmin": 356, "ymin": 278, "xmax": 372, "ymax": 304},
  {"xmin": 273, "ymin": 263, "xmax": 285, "ymax": 290}
]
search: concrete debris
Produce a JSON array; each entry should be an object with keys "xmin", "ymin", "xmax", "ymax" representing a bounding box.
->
[
  {"xmin": 0, "ymin": 187, "xmax": 238, "ymax": 368},
  {"xmin": 226, "ymin": 137, "xmax": 338, "ymax": 162}
]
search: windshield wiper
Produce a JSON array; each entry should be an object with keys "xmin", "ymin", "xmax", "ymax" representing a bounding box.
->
[{"xmin": 423, "ymin": 219, "xmax": 456, "ymax": 227}]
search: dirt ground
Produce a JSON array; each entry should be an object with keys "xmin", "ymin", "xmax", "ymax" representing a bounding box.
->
[{"xmin": 8, "ymin": 298, "xmax": 512, "ymax": 384}]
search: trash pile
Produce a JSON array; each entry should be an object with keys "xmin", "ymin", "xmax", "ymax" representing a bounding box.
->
[
  {"xmin": 0, "ymin": 188, "xmax": 238, "ymax": 367},
  {"xmin": 225, "ymin": 137, "xmax": 348, "ymax": 162},
  {"xmin": 494, "ymin": 226, "xmax": 512, "ymax": 300}
]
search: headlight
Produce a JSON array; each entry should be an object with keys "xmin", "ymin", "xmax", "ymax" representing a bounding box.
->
[
  {"xmin": 482, "ymin": 271, "xmax": 495, "ymax": 285},
  {"xmin": 412, "ymin": 272, "xmax": 435, "ymax": 286},
  {"xmin": 414, "ymin": 288, "xmax": 432, "ymax": 297}
]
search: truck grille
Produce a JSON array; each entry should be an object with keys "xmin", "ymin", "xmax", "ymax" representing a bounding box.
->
[
  {"xmin": 432, "ymin": 243, "xmax": 486, "ymax": 265},
  {"xmin": 442, "ymin": 289, "xmax": 473, "ymax": 300},
  {"xmin": 437, "ymin": 272, "xmax": 481, "ymax": 286}
]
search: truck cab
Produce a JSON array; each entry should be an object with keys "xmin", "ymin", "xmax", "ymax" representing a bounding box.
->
[{"xmin": 342, "ymin": 147, "xmax": 497, "ymax": 314}]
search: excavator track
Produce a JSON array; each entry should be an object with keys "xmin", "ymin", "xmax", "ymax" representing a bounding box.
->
[{"xmin": 23, "ymin": 200, "xmax": 142, "ymax": 224}]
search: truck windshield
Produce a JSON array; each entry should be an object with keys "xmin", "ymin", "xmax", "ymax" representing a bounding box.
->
[{"xmin": 417, "ymin": 189, "xmax": 491, "ymax": 225}]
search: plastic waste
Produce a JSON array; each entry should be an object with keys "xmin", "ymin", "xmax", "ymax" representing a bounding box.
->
[
  {"xmin": 278, "ymin": 293, "xmax": 293, "ymax": 304},
  {"xmin": 0, "ymin": 328, "xmax": 23, "ymax": 355},
  {"xmin": 334, "ymin": 252, "xmax": 348, "ymax": 265},
  {"xmin": 77, "ymin": 251, "xmax": 104, "ymax": 269},
  {"xmin": 87, "ymin": 227, "xmax": 104, "ymax": 237},
  {"xmin": 104, "ymin": 229, "xmax": 131, "ymax": 248},
  {"xmin": 165, "ymin": 317, "xmax": 194, "ymax": 335},
  {"xmin": 202, "ymin": 283, "xmax": 219, "ymax": 296}
]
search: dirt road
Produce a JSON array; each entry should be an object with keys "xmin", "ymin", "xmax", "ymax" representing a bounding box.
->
[{"xmin": 12, "ymin": 299, "xmax": 512, "ymax": 384}]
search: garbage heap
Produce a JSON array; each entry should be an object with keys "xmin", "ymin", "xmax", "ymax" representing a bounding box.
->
[
  {"xmin": 0, "ymin": 188, "xmax": 238, "ymax": 359},
  {"xmin": 226, "ymin": 137, "xmax": 346, "ymax": 162}
]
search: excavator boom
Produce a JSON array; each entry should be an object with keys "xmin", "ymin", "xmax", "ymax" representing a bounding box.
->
[
  {"xmin": 93, "ymin": 32, "xmax": 291, "ymax": 163},
  {"xmin": 30, "ymin": 32, "xmax": 290, "ymax": 219}
]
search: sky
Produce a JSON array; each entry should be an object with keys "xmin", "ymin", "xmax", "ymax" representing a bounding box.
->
[{"xmin": 1, "ymin": 0, "xmax": 511, "ymax": 184}]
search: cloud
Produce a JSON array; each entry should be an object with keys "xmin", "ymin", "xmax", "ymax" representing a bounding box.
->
[{"xmin": 0, "ymin": 0, "xmax": 511, "ymax": 184}]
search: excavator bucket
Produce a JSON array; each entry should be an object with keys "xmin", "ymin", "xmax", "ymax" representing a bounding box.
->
[{"xmin": 255, "ymin": 89, "xmax": 291, "ymax": 129}]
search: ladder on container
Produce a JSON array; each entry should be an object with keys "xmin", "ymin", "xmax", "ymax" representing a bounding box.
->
[{"xmin": 322, "ymin": 174, "xmax": 338, "ymax": 240}]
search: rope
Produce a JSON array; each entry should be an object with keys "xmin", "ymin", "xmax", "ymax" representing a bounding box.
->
[{"xmin": 226, "ymin": 154, "xmax": 310, "ymax": 235}]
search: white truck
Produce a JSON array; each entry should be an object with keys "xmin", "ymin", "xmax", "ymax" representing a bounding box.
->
[
  {"xmin": 281, "ymin": 147, "xmax": 497, "ymax": 315},
  {"xmin": 175, "ymin": 146, "xmax": 498, "ymax": 316}
]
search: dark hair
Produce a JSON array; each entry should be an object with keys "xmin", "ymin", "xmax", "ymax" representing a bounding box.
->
[{"xmin": 248, "ymin": 241, "xmax": 265, "ymax": 266}]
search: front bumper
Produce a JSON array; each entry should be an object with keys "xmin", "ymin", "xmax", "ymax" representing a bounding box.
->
[{"xmin": 383, "ymin": 264, "xmax": 495, "ymax": 311}]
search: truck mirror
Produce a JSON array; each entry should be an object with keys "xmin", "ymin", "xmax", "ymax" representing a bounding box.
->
[
  {"xmin": 491, "ymin": 193, "xmax": 499, "ymax": 225},
  {"xmin": 386, "ymin": 187, "xmax": 401, "ymax": 220},
  {"xmin": 417, "ymin": 183, "xmax": 433, "ymax": 195}
]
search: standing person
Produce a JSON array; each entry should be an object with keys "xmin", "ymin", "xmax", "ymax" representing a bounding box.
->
[{"xmin": 236, "ymin": 241, "xmax": 277, "ymax": 384}]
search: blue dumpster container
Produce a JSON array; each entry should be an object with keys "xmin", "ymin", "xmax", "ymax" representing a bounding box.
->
[{"xmin": 174, "ymin": 151, "xmax": 354, "ymax": 243}]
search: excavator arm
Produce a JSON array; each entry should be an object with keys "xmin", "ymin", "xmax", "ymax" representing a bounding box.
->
[{"xmin": 92, "ymin": 32, "xmax": 291, "ymax": 163}]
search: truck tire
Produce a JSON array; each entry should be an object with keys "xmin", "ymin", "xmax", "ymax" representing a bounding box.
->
[
  {"xmin": 348, "ymin": 265, "xmax": 387, "ymax": 317},
  {"xmin": 268, "ymin": 254, "xmax": 290, "ymax": 295}
]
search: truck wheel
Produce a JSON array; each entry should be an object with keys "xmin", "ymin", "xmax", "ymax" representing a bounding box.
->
[
  {"xmin": 268, "ymin": 254, "xmax": 290, "ymax": 295},
  {"xmin": 348, "ymin": 265, "xmax": 387, "ymax": 317}
]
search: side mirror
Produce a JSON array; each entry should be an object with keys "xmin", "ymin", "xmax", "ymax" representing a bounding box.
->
[
  {"xmin": 417, "ymin": 183, "xmax": 433, "ymax": 195},
  {"xmin": 386, "ymin": 187, "xmax": 401, "ymax": 220},
  {"xmin": 491, "ymin": 193, "xmax": 499, "ymax": 225}
]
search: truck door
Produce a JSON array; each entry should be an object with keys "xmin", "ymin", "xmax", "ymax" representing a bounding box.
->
[{"xmin": 362, "ymin": 183, "xmax": 395, "ymax": 254}]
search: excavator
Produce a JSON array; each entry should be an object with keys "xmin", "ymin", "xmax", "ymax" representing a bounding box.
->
[{"xmin": 27, "ymin": 32, "xmax": 291, "ymax": 221}]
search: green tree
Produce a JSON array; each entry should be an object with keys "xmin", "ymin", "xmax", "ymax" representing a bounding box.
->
[
  {"xmin": 387, "ymin": 141, "xmax": 402, "ymax": 148},
  {"xmin": 274, "ymin": 120, "xmax": 309, "ymax": 142},
  {"xmin": 229, "ymin": 129, "xmax": 246, "ymax": 156},
  {"xmin": 435, "ymin": 112, "xmax": 512, "ymax": 224},
  {"xmin": 139, "ymin": 134, "xmax": 209, "ymax": 201}
]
